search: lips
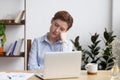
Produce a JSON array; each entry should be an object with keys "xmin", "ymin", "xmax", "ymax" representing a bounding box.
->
[
  {"xmin": 52, "ymin": 32, "xmax": 60, "ymax": 39},
  {"xmin": 53, "ymin": 32, "xmax": 57, "ymax": 36}
]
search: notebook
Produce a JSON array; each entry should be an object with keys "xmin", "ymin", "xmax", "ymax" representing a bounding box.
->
[{"xmin": 36, "ymin": 51, "xmax": 82, "ymax": 79}]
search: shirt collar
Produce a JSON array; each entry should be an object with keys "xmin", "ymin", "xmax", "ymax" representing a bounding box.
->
[
  {"xmin": 41, "ymin": 33, "xmax": 62, "ymax": 44},
  {"xmin": 40, "ymin": 33, "xmax": 48, "ymax": 42}
]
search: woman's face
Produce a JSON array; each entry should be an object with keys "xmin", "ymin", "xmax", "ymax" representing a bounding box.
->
[{"xmin": 49, "ymin": 19, "xmax": 68, "ymax": 39}]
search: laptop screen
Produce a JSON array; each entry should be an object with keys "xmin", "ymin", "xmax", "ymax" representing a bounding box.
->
[{"xmin": 43, "ymin": 51, "xmax": 82, "ymax": 79}]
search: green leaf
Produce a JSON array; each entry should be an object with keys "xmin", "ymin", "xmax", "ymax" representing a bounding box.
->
[
  {"xmin": 0, "ymin": 21, "xmax": 6, "ymax": 47},
  {"xmin": 84, "ymin": 51, "xmax": 93, "ymax": 59},
  {"xmin": 99, "ymin": 61, "xmax": 107, "ymax": 70},
  {"xmin": 102, "ymin": 55, "xmax": 109, "ymax": 60},
  {"xmin": 104, "ymin": 28, "xmax": 109, "ymax": 41},
  {"xmin": 91, "ymin": 33, "xmax": 99, "ymax": 43},
  {"xmin": 95, "ymin": 40, "xmax": 101, "ymax": 46},
  {"xmin": 74, "ymin": 36, "xmax": 80, "ymax": 47}
]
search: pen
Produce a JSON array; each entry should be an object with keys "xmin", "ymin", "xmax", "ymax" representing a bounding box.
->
[{"xmin": 7, "ymin": 75, "xmax": 12, "ymax": 80}]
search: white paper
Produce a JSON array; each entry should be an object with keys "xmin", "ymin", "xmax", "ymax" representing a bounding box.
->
[{"xmin": 0, "ymin": 72, "xmax": 34, "ymax": 80}]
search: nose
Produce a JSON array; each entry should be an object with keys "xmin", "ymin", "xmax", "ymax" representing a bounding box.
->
[{"xmin": 55, "ymin": 27, "xmax": 60, "ymax": 32}]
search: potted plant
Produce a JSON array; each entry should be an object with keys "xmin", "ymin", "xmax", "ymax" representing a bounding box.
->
[
  {"xmin": 84, "ymin": 29, "xmax": 116, "ymax": 70},
  {"xmin": 0, "ymin": 21, "xmax": 6, "ymax": 56},
  {"xmin": 84, "ymin": 33, "xmax": 102, "ymax": 69},
  {"xmin": 70, "ymin": 29, "xmax": 117, "ymax": 70},
  {"xmin": 99, "ymin": 28, "xmax": 116, "ymax": 70}
]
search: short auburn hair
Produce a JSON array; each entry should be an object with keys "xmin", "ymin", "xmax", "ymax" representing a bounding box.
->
[{"xmin": 52, "ymin": 10, "xmax": 73, "ymax": 30}]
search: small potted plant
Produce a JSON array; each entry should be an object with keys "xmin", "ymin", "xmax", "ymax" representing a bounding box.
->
[
  {"xmin": 100, "ymin": 28, "xmax": 116, "ymax": 70},
  {"xmin": 0, "ymin": 21, "xmax": 6, "ymax": 56},
  {"xmin": 84, "ymin": 33, "xmax": 101, "ymax": 69}
]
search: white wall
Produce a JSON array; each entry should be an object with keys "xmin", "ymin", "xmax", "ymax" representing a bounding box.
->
[
  {"xmin": 112, "ymin": 0, "xmax": 120, "ymax": 66},
  {"xmin": 26, "ymin": 0, "xmax": 112, "ymax": 49},
  {"xmin": 112, "ymin": 0, "xmax": 120, "ymax": 38}
]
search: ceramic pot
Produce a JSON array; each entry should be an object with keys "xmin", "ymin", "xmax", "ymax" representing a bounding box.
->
[{"xmin": 0, "ymin": 47, "xmax": 4, "ymax": 56}]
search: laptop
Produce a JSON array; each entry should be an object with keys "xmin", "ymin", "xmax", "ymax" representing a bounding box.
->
[{"xmin": 36, "ymin": 51, "xmax": 82, "ymax": 79}]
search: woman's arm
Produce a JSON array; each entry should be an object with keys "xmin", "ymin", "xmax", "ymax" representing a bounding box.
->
[{"xmin": 28, "ymin": 39, "xmax": 41, "ymax": 70}]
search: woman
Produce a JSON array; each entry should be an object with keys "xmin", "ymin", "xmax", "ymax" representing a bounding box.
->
[{"xmin": 28, "ymin": 10, "xmax": 74, "ymax": 70}]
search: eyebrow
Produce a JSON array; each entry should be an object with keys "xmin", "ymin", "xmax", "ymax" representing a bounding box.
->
[{"xmin": 57, "ymin": 22, "xmax": 66, "ymax": 30}]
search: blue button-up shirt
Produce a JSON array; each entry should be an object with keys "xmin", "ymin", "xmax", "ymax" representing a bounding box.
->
[{"xmin": 28, "ymin": 34, "xmax": 73, "ymax": 70}]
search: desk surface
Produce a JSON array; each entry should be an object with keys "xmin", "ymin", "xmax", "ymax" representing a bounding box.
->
[{"xmin": 0, "ymin": 70, "xmax": 119, "ymax": 80}]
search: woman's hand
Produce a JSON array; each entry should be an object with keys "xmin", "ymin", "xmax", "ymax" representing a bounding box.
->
[
  {"xmin": 60, "ymin": 32, "xmax": 67, "ymax": 42},
  {"xmin": 55, "ymin": 32, "xmax": 67, "ymax": 43}
]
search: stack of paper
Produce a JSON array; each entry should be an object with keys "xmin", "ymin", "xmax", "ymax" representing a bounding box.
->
[{"xmin": 0, "ymin": 72, "xmax": 34, "ymax": 80}]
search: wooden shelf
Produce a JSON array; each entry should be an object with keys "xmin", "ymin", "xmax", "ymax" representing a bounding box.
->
[
  {"xmin": 0, "ymin": 56, "xmax": 24, "ymax": 57},
  {"xmin": 0, "ymin": 20, "xmax": 25, "ymax": 25},
  {"xmin": 0, "ymin": 0, "xmax": 26, "ymax": 70},
  {"xmin": 0, "ymin": 52, "xmax": 24, "ymax": 57}
]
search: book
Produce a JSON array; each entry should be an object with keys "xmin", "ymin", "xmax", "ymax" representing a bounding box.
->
[
  {"xmin": 6, "ymin": 43, "xmax": 14, "ymax": 56},
  {"xmin": 15, "ymin": 10, "xmax": 25, "ymax": 23},
  {"xmin": 13, "ymin": 38, "xmax": 24, "ymax": 56},
  {"xmin": 10, "ymin": 40, "xmax": 17, "ymax": 56}
]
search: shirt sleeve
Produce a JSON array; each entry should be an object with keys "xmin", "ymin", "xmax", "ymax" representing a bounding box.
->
[
  {"xmin": 28, "ymin": 39, "xmax": 41, "ymax": 70},
  {"xmin": 61, "ymin": 40, "xmax": 74, "ymax": 52}
]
